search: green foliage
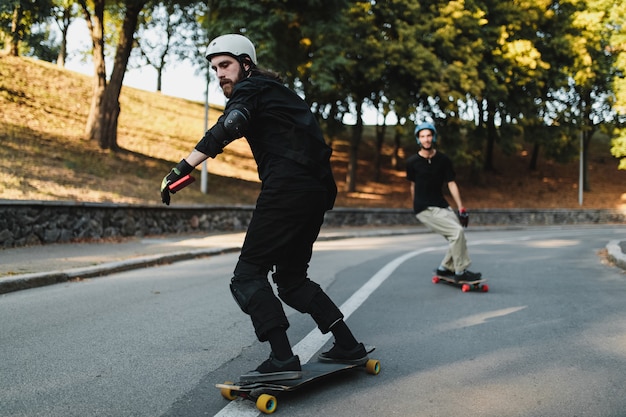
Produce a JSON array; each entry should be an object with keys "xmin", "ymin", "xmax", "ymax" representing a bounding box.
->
[
  {"xmin": 23, "ymin": 22, "xmax": 60, "ymax": 61},
  {"xmin": 203, "ymin": 0, "xmax": 348, "ymax": 88},
  {"xmin": 0, "ymin": 0, "xmax": 55, "ymax": 54},
  {"xmin": 540, "ymin": 126, "xmax": 580, "ymax": 164},
  {"xmin": 607, "ymin": 0, "xmax": 626, "ymax": 169},
  {"xmin": 610, "ymin": 130, "xmax": 626, "ymax": 169}
]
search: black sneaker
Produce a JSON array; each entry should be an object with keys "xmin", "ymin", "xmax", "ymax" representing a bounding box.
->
[
  {"xmin": 454, "ymin": 270, "xmax": 482, "ymax": 282},
  {"xmin": 318, "ymin": 342, "xmax": 368, "ymax": 364},
  {"xmin": 435, "ymin": 267, "xmax": 454, "ymax": 277},
  {"xmin": 240, "ymin": 354, "xmax": 302, "ymax": 382}
]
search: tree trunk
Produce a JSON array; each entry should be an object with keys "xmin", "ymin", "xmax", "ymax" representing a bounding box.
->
[
  {"xmin": 529, "ymin": 142, "xmax": 540, "ymax": 171},
  {"xmin": 99, "ymin": 90, "xmax": 121, "ymax": 150},
  {"xmin": 374, "ymin": 123, "xmax": 386, "ymax": 182},
  {"xmin": 391, "ymin": 124, "xmax": 402, "ymax": 170},
  {"xmin": 346, "ymin": 101, "xmax": 364, "ymax": 192},
  {"xmin": 483, "ymin": 99, "xmax": 497, "ymax": 172},
  {"xmin": 5, "ymin": 4, "xmax": 22, "ymax": 56},
  {"xmin": 80, "ymin": 0, "xmax": 107, "ymax": 144},
  {"xmin": 583, "ymin": 130, "xmax": 592, "ymax": 192},
  {"xmin": 57, "ymin": 34, "xmax": 67, "ymax": 67},
  {"xmin": 156, "ymin": 66, "xmax": 163, "ymax": 92},
  {"xmin": 56, "ymin": 7, "xmax": 72, "ymax": 67}
]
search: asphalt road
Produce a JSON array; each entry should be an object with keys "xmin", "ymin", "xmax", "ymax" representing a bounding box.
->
[{"xmin": 1, "ymin": 225, "xmax": 625, "ymax": 417}]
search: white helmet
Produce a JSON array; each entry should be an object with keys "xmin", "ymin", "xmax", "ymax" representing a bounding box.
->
[{"xmin": 205, "ymin": 34, "xmax": 257, "ymax": 65}]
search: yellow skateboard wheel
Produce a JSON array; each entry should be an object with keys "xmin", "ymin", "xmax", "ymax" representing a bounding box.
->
[
  {"xmin": 219, "ymin": 382, "xmax": 237, "ymax": 401},
  {"xmin": 256, "ymin": 393, "xmax": 277, "ymax": 414},
  {"xmin": 365, "ymin": 359, "xmax": 381, "ymax": 375}
]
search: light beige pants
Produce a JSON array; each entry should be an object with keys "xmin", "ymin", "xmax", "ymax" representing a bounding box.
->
[{"xmin": 416, "ymin": 207, "xmax": 471, "ymax": 273}]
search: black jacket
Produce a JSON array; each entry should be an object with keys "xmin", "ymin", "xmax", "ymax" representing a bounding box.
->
[{"xmin": 195, "ymin": 74, "xmax": 336, "ymax": 207}]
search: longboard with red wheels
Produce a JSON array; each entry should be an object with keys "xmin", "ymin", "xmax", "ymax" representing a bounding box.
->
[{"xmin": 432, "ymin": 274, "xmax": 489, "ymax": 293}]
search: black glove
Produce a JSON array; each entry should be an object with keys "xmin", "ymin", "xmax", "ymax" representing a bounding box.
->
[
  {"xmin": 458, "ymin": 208, "xmax": 469, "ymax": 228},
  {"xmin": 160, "ymin": 159, "xmax": 194, "ymax": 205}
]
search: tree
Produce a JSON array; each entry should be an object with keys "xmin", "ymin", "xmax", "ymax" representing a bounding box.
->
[
  {"xmin": 51, "ymin": 0, "xmax": 79, "ymax": 67},
  {"xmin": 78, "ymin": 0, "xmax": 147, "ymax": 150},
  {"xmin": 23, "ymin": 19, "xmax": 61, "ymax": 61},
  {"xmin": 365, "ymin": 0, "xmax": 437, "ymax": 182},
  {"xmin": 467, "ymin": 0, "xmax": 547, "ymax": 173},
  {"xmin": 608, "ymin": 0, "xmax": 626, "ymax": 169},
  {"xmin": 611, "ymin": 130, "xmax": 626, "ymax": 169},
  {"xmin": 566, "ymin": 0, "xmax": 622, "ymax": 190},
  {"xmin": 200, "ymin": 0, "xmax": 355, "ymax": 181},
  {"xmin": 132, "ymin": 0, "xmax": 205, "ymax": 92},
  {"xmin": 516, "ymin": 0, "xmax": 580, "ymax": 171},
  {"xmin": 337, "ymin": 1, "xmax": 386, "ymax": 192},
  {"xmin": 0, "ymin": 0, "xmax": 54, "ymax": 56},
  {"xmin": 202, "ymin": 0, "xmax": 348, "ymax": 87},
  {"xmin": 413, "ymin": 0, "xmax": 485, "ymax": 171}
]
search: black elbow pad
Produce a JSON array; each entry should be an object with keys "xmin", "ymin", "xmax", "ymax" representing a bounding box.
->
[
  {"xmin": 223, "ymin": 108, "xmax": 250, "ymax": 138},
  {"xmin": 195, "ymin": 107, "xmax": 250, "ymax": 157}
]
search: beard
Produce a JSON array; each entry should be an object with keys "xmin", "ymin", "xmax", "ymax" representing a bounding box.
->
[
  {"xmin": 220, "ymin": 80, "xmax": 234, "ymax": 98},
  {"xmin": 220, "ymin": 67, "xmax": 246, "ymax": 98}
]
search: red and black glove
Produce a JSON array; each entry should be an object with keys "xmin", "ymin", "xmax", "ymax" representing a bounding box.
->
[
  {"xmin": 458, "ymin": 208, "xmax": 469, "ymax": 228},
  {"xmin": 160, "ymin": 159, "xmax": 194, "ymax": 205}
]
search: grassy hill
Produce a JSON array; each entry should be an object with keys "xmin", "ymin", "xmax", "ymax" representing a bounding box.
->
[{"xmin": 1, "ymin": 55, "xmax": 625, "ymax": 210}]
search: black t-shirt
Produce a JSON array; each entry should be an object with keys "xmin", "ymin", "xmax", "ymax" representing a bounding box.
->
[{"xmin": 405, "ymin": 151, "xmax": 456, "ymax": 214}]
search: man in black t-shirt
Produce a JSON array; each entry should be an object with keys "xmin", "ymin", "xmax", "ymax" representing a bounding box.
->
[
  {"xmin": 160, "ymin": 34, "xmax": 367, "ymax": 382},
  {"xmin": 406, "ymin": 122, "xmax": 481, "ymax": 282}
]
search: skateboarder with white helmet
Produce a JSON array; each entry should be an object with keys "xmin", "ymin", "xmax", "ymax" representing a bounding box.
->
[
  {"xmin": 160, "ymin": 34, "xmax": 367, "ymax": 382},
  {"xmin": 406, "ymin": 122, "xmax": 482, "ymax": 282}
]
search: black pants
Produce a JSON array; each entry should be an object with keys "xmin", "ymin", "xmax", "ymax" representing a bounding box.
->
[{"xmin": 229, "ymin": 189, "xmax": 343, "ymax": 341}]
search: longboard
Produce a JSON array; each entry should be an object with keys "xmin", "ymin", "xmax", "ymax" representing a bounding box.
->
[
  {"xmin": 432, "ymin": 274, "xmax": 489, "ymax": 292},
  {"xmin": 216, "ymin": 347, "xmax": 380, "ymax": 414}
]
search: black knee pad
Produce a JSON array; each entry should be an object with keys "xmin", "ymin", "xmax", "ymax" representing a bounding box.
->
[
  {"xmin": 230, "ymin": 260, "xmax": 271, "ymax": 313},
  {"xmin": 231, "ymin": 276, "xmax": 289, "ymax": 341},
  {"xmin": 230, "ymin": 277, "xmax": 273, "ymax": 314}
]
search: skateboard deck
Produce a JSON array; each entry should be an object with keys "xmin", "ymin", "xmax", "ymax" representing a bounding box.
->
[
  {"xmin": 432, "ymin": 274, "xmax": 489, "ymax": 292},
  {"xmin": 216, "ymin": 346, "xmax": 380, "ymax": 414}
]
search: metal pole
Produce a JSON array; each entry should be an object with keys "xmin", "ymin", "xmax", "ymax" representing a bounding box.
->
[
  {"xmin": 201, "ymin": 71, "xmax": 209, "ymax": 194},
  {"xmin": 579, "ymin": 130, "xmax": 583, "ymax": 206}
]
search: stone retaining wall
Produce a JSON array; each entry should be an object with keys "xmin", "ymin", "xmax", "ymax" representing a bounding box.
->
[{"xmin": 1, "ymin": 200, "xmax": 624, "ymax": 249}]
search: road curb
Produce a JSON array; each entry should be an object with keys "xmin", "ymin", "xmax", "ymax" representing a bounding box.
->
[
  {"xmin": 606, "ymin": 240, "xmax": 626, "ymax": 270},
  {"xmin": 0, "ymin": 247, "xmax": 241, "ymax": 295}
]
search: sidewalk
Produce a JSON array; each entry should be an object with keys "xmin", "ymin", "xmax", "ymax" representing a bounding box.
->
[
  {"xmin": 1, "ymin": 226, "xmax": 624, "ymax": 296},
  {"xmin": 0, "ymin": 226, "xmax": 425, "ymax": 295}
]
